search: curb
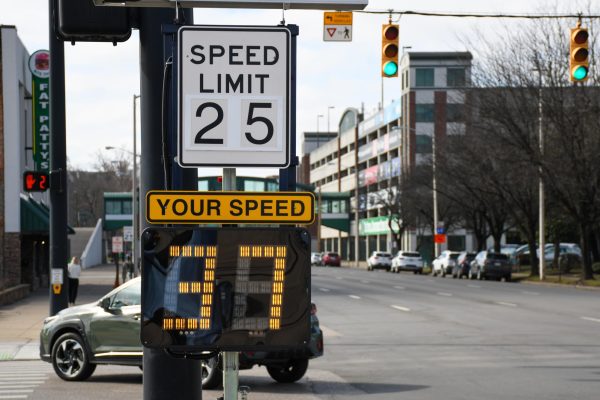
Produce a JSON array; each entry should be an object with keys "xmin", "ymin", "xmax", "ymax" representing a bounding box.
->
[{"xmin": 519, "ymin": 279, "xmax": 600, "ymax": 291}]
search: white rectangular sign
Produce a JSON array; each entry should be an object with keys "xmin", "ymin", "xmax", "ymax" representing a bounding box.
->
[
  {"xmin": 112, "ymin": 236, "xmax": 124, "ymax": 253},
  {"xmin": 178, "ymin": 26, "xmax": 290, "ymax": 167},
  {"xmin": 123, "ymin": 226, "xmax": 134, "ymax": 242},
  {"xmin": 94, "ymin": 0, "xmax": 368, "ymax": 10},
  {"xmin": 51, "ymin": 268, "xmax": 63, "ymax": 285}
]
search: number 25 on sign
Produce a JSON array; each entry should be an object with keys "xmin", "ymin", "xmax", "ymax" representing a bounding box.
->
[{"xmin": 177, "ymin": 26, "xmax": 291, "ymax": 168}]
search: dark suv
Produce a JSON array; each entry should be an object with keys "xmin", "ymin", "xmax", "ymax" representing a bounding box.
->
[
  {"xmin": 469, "ymin": 251, "xmax": 512, "ymax": 281},
  {"xmin": 39, "ymin": 278, "xmax": 323, "ymax": 387}
]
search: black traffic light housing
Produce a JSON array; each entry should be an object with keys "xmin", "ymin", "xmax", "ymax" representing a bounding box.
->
[
  {"xmin": 56, "ymin": 0, "xmax": 132, "ymax": 44},
  {"xmin": 569, "ymin": 24, "xmax": 589, "ymax": 82},
  {"xmin": 23, "ymin": 171, "xmax": 49, "ymax": 192}
]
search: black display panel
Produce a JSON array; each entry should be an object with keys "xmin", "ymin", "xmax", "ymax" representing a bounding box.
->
[{"xmin": 141, "ymin": 227, "xmax": 311, "ymax": 351}]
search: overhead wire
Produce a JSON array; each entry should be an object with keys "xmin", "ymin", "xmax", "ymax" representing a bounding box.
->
[{"xmin": 354, "ymin": 10, "xmax": 599, "ymax": 19}]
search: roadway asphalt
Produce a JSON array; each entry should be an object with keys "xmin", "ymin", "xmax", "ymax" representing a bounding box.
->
[{"xmin": 1, "ymin": 265, "xmax": 599, "ymax": 399}]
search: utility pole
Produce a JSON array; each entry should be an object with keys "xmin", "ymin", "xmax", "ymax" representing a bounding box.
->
[
  {"xmin": 48, "ymin": 0, "xmax": 69, "ymax": 315},
  {"xmin": 537, "ymin": 69, "xmax": 545, "ymax": 280},
  {"xmin": 132, "ymin": 94, "xmax": 140, "ymax": 276},
  {"xmin": 139, "ymin": 7, "xmax": 203, "ymax": 400}
]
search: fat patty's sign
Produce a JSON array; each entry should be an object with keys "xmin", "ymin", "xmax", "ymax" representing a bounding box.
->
[{"xmin": 29, "ymin": 50, "xmax": 50, "ymax": 172}]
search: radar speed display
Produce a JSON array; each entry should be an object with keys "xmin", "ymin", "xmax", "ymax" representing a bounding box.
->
[{"xmin": 141, "ymin": 227, "xmax": 311, "ymax": 351}]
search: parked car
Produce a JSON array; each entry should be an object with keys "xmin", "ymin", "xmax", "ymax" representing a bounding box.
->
[
  {"xmin": 39, "ymin": 278, "xmax": 324, "ymax": 388},
  {"xmin": 452, "ymin": 251, "xmax": 476, "ymax": 279},
  {"xmin": 311, "ymin": 252, "xmax": 323, "ymax": 266},
  {"xmin": 321, "ymin": 252, "xmax": 341, "ymax": 266},
  {"xmin": 431, "ymin": 251, "xmax": 460, "ymax": 277},
  {"xmin": 367, "ymin": 251, "xmax": 392, "ymax": 271},
  {"xmin": 469, "ymin": 251, "xmax": 512, "ymax": 281},
  {"xmin": 391, "ymin": 251, "xmax": 424, "ymax": 274},
  {"xmin": 538, "ymin": 243, "xmax": 582, "ymax": 262}
]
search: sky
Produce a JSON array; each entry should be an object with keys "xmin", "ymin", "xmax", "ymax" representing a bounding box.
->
[{"xmin": 1, "ymin": 0, "xmax": 593, "ymax": 177}]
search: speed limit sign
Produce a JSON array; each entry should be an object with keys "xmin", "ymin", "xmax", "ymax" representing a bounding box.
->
[{"xmin": 177, "ymin": 25, "xmax": 291, "ymax": 167}]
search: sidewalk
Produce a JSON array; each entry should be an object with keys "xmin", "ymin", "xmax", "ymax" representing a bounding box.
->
[{"xmin": 0, "ymin": 264, "xmax": 120, "ymax": 361}]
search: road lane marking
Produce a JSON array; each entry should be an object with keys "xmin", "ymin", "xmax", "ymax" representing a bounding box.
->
[
  {"xmin": 348, "ymin": 295, "xmax": 361, "ymax": 300},
  {"xmin": 495, "ymin": 301, "xmax": 517, "ymax": 307},
  {"xmin": 522, "ymin": 291, "xmax": 540, "ymax": 295},
  {"xmin": 0, "ymin": 396, "xmax": 28, "ymax": 399},
  {"xmin": 437, "ymin": 292, "xmax": 453, "ymax": 297},
  {"xmin": 336, "ymin": 276, "xmax": 344, "ymax": 280},
  {"xmin": 581, "ymin": 316, "xmax": 600, "ymax": 323},
  {"xmin": 394, "ymin": 286, "xmax": 405, "ymax": 290},
  {"xmin": 319, "ymin": 325, "xmax": 342, "ymax": 338},
  {"xmin": 319, "ymin": 288, "xmax": 330, "ymax": 292},
  {"xmin": 467, "ymin": 284, "xmax": 481, "ymax": 288},
  {"xmin": 0, "ymin": 391, "xmax": 33, "ymax": 394},
  {"xmin": 361, "ymin": 280, "xmax": 370, "ymax": 284},
  {"xmin": 391, "ymin": 305, "xmax": 411, "ymax": 312}
]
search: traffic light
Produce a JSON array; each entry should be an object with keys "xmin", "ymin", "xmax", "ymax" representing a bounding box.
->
[
  {"xmin": 381, "ymin": 24, "xmax": 399, "ymax": 78},
  {"xmin": 56, "ymin": 0, "xmax": 131, "ymax": 44},
  {"xmin": 23, "ymin": 171, "xmax": 49, "ymax": 192},
  {"xmin": 570, "ymin": 25, "xmax": 589, "ymax": 82}
]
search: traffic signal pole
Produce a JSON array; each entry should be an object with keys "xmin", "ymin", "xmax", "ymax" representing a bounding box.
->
[
  {"xmin": 139, "ymin": 7, "xmax": 202, "ymax": 400},
  {"xmin": 48, "ymin": 0, "xmax": 69, "ymax": 315}
]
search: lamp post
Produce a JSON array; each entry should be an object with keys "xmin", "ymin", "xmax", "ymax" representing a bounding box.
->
[
  {"xmin": 316, "ymin": 114, "xmax": 324, "ymax": 149},
  {"xmin": 327, "ymin": 106, "xmax": 335, "ymax": 133},
  {"xmin": 534, "ymin": 69, "xmax": 545, "ymax": 280},
  {"xmin": 133, "ymin": 94, "xmax": 140, "ymax": 277}
]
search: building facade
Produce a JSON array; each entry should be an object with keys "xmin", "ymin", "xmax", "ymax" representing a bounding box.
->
[
  {"xmin": 0, "ymin": 26, "xmax": 53, "ymax": 303},
  {"xmin": 309, "ymin": 52, "xmax": 473, "ymax": 264}
]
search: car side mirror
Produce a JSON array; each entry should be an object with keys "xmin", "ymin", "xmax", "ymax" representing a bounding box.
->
[{"xmin": 100, "ymin": 297, "xmax": 111, "ymax": 310}]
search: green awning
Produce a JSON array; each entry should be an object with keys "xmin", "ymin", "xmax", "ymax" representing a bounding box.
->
[{"xmin": 21, "ymin": 195, "xmax": 75, "ymax": 235}]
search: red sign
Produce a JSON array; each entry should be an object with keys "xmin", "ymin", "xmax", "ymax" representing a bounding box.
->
[
  {"xmin": 23, "ymin": 171, "xmax": 49, "ymax": 192},
  {"xmin": 434, "ymin": 234, "xmax": 446, "ymax": 244}
]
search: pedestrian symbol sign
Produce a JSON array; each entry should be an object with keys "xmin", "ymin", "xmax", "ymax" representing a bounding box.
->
[{"xmin": 323, "ymin": 12, "xmax": 353, "ymax": 42}]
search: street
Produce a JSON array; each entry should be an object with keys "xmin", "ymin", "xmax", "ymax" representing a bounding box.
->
[{"xmin": 3, "ymin": 266, "xmax": 599, "ymax": 400}]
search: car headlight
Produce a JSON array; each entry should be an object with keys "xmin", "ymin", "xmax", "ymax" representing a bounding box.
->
[{"xmin": 43, "ymin": 316, "xmax": 58, "ymax": 325}]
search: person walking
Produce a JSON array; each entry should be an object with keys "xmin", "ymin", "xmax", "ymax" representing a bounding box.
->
[{"xmin": 67, "ymin": 256, "xmax": 82, "ymax": 305}]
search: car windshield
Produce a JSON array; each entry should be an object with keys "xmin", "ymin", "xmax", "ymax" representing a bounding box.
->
[
  {"xmin": 403, "ymin": 252, "xmax": 421, "ymax": 258},
  {"xmin": 376, "ymin": 252, "xmax": 391, "ymax": 257},
  {"xmin": 327, "ymin": 253, "xmax": 338, "ymax": 257},
  {"xmin": 450, "ymin": 254, "xmax": 460, "ymax": 260},
  {"xmin": 488, "ymin": 253, "xmax": 509, "ymax": 260}
]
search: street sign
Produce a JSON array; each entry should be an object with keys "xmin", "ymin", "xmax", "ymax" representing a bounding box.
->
[
  {"xmin": 177, "ymin": 26, "xmax": 291, "ymax": 167},
  {"xmin": 94, "ymin": 0, "xmax": 368, "ymax": 10},
  {"xmin": 141, "ymin": 227, "xmax": 311, "ymax": 351},
  {"xmin": 434, "ymin": 234, "xmax": 446, "ymax": 244},
  {"xmin": 146, "ymin": 191, "xmax": 315, "ymax": 224},
  {"xmin": 112, "ymin": 236, "xmax": 124, "ymax": 253},
  {"xmin": 123, "ymin": 226, "xmax": 134, "ymax": 242},
  {"xmin": 323, "ymin": 12, "xmax": 353, "ymax": 42}
]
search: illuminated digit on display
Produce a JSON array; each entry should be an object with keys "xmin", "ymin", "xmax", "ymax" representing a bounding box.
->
[
  {"xmin": 163, "ymin": 245, "xmax": 217, "ymax": 331},
  {"xmin": 234, "ymin": 245, "xmax": 287, "ymax": 331}
]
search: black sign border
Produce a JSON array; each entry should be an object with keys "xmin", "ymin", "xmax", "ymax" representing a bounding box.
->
[
  {"xmin": 146, "ymin": 190, "xmax": 315, "ymax": 224},
  {"xmin": 177, "ymin": 25, "xmax": 291, "ymax": 168}
]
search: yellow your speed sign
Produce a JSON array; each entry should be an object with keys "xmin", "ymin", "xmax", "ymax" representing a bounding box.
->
[{"xmin": 146, "ymin": 191, "xmax": 315, "ymax": 224}]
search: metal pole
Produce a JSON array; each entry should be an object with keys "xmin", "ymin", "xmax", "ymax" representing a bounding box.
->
[
  {"xmin": 432, "ymin": 132, "xmax": 439, "ymax": 259},
  {"xmin": 222, "ymin": 168, "xmax": 239, "ymax": 400},
  {"xmin": 48, "ymin": 0, "xmax": 69, "ymax": 315},
  {"xmin": 317, "ymin": 184, "xmax": 322, "ymax": 252},
  {"xmin": 132, "ymin": 94, "xmax": 140, "ymax": 276},
  {"xmin": 139, "ymin": 7, "xmax": 202, "ymax": 400},
  {"xmin": 538, "ymin": 74, "xmax": 545, "ymax": 280}
]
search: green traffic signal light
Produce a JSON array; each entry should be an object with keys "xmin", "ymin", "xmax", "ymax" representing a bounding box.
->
[
  {"xmin": 383, "ymin": 61, "xmax": 398, "ymax": 76},
  {"xmin": 573, "ymin": 65, "xmax": 588, "ymax": 81}
]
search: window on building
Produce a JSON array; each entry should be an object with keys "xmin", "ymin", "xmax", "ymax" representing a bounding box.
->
[
  {"xmin": 415, "ymin": 68, "xmax": 434, "ymax": 87},
  {"xmin": 244, "ymin": 180, "xmax": 265, "ymax": 192},
  {"xmin": 447, "ymin": 68, "xmax": 466, "ymax": 87},
  {"xmin": 446, "ymin": 104, "xmax": 464, "ymax": 123},
  {"xmin": 332, "ymin": 200, "xmax": 341, "ymax": 213},
  {"xmin": 198, "ymin": 180, "xmax": 209, "ymax": 191},
  {"xmin": 122, "ymin": 200, "xmax": 132, "ymax": 215},
  {"xmin": 415, "ymin": 135, "xmax": 432, "ymax": 153},
  {"xmin": 267, "ymin": 181, "xmax": 278, "ymax": 192},
  {"xmin": 415, "ymin": 104, "xmax": 435, "ymax": 122},
  {"xmin": 105, "ymin": 200, "xmax": 122, "ymax": 215}
]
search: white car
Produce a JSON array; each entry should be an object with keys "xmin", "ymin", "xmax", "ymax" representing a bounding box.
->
[
  {"xmin": 367, "ymin": 251, "xmax": 392, "ymax": 271},
  {"xmin": 391, "ymin": 251, "xmax": 424, "ymax": 274},
  {"xmin": 311, "ymin": 252, "xmax": 322, "ymax": 266},
  {"xmin": 431, "ymin": 250, "xmax": 460, "ymax": 277}
]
